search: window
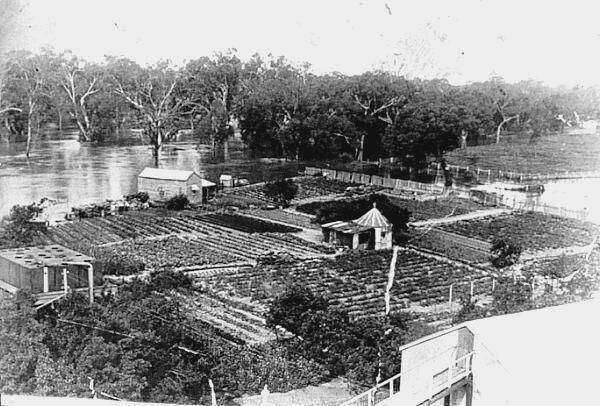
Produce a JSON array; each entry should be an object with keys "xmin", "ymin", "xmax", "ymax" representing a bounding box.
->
[{"xmin": 359, "ymin": 232, "xmax": 370, "ymax": 244}]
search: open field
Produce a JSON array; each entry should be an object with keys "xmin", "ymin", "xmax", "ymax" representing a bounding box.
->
[
  {"xmin": 446, "ymin": 133, "xmax": 600, "ymax": 174},
  {"xmin": 436, "ymin": 211, "xmax": 599, "ymax": 251},
  {"xmin": 196, "ymin": 248, "xmax": 493, "ymax": 320}
]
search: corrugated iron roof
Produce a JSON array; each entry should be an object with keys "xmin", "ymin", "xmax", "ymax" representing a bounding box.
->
[
  {"xmin": 0, "ymin": 245, "xmax": 93, "ymax": 270},
  {"xmin": 138, "ymin": 168, "xmax": 196, "ymax": 181},
  {"xmin": 322, "ymin": 220, "xmax": 372, "ymax": 234}
]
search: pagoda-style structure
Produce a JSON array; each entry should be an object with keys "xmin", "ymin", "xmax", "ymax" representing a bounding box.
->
[{"xmin": 321, "ymin": 204, "xmax": 393, "ymax": 250}]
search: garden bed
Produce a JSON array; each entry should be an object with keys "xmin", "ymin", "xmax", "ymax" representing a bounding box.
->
[
  {"xmin": 195, "ymin": 248, "xmax": 493, "ymax": 319},
  {"xmin": 436, "ymin": 211, "xmax": 599, "ymax": 251},
  {"xmin": 47, "ymin": 211, "xmax": 333, "ymax": 274},
  {"xmin": 215, "ymin": 176, "xmax": 363, "ymax": 208}
]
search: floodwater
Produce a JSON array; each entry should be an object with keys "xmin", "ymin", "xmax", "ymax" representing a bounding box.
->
[
  {"xmin": 1, "ymin": 137, "xmax": 598, "ymax": 222},
  {"xmin": 474, "ymin": 177, "xmax": 600, "ymax": 224},
  {"xmin": 0, "ymin": 138, "xmax": 300, "ymax": 216}
]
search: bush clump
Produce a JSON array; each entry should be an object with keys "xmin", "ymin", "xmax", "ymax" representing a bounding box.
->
[
  {"xmin": 263, "ymin": 178, "xmax": 298, "ymax": 207},
  {"xmin": 165, "ymin": 194, "xmax": 189, "ymax": 210}
]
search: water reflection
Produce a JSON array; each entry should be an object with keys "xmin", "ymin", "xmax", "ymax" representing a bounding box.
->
[{"xmin": 0, "ymin": 139, "xmax": 298, "ymax": 216}]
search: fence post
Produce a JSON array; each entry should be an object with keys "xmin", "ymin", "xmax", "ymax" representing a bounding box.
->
[
  {"xmin": 448, "ymin": 284, "xmax": 453, "ymax": 307},
  {"xmin": 470, "ymin": 281, "xmax": 474, "ymax": 297},
  {"xmin": 492, "ymin": 278, "xmax": 496, "ymax": 292}
]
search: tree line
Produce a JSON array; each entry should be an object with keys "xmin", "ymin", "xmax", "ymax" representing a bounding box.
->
[{"xmin": 1, "ymin": 48, "xmax": 598, "ymax": 163}]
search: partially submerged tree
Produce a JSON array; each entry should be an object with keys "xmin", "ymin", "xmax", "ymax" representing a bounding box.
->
[
  {"xmin": 108, "ymin": 58, "xmax": 186, "ymax": 160},
  {"xmin": 4, "ymin": 51, "xmax": 52, "ymax": 156},
  {"xmin": 58, "ymin": 53, "xmax": 103, "ymax": 141}
]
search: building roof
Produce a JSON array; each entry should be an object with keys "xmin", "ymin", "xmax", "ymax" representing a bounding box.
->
[
  {"xmin": 138, "ymin": 168, "xmax": 196, "ymax": 181},
  {"xmin": 321, "ymin": 220, "xmax": 373, "ymax": 234},
  {"xmin": 0, "ymin": 245, "xmax": 93, "ymax": 270},
  {"xmin": 199, "ymin": 179, "xmax": 216, "ymax": 187},
  {"xmin": 354, "ymin": 204, "xmax": 391, "ymax": 228}
]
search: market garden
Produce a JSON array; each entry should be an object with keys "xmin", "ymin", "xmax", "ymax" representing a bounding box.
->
[{"xmin": 32, "ymin": 173, "xmax": 600, "ymax": 349}]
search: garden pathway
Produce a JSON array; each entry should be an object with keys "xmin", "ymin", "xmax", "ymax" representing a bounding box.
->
[{"xmin": 408, "ymin": 208, "xmax": 511, "ymax": 227}]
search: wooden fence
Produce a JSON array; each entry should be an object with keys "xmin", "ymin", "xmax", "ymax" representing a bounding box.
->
[
  {"xmin": 426, "ymin": 162, "xmax": 600, "ymax": 184},
  {"xmin": 306, "ymin": 166, "xmax": 444, "ymax": 195}
]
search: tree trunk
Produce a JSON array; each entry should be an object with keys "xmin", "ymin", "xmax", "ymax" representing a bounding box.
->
[
  {"xmin": 26, "ymin": 115, "xmax": 32, "ymax": 157},
  {"xmin": 58, "ymin": 111, "xmax": 63, "ymax": 134},
  {"xmin": 76, "ymin": 120, "xmax": 90, "ymax": 142},
  {"xmin": 356, "ymin": 134, "xmax": 365, "ymax": 161},
  {"xmin": 223, "ymin": 138, "xmax": 229, "ymax": 161},
  {"xmin": 496, "ymin": 115, "xmax": 518, "ymax": 144}
]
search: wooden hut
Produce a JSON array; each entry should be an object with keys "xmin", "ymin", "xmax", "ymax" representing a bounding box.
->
[
  {"xmin": 137, "ymin": 168, "xmax": 216, "ymax": 204},
  {"xmin": 321, "ymin": 204, "xmax": 393, "ymax": 250}
]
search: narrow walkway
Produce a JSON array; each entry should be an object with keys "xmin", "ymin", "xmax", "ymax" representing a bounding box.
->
[{"xmin": 409, "ymin": 208, "xmax": 511, "ymax": 227}]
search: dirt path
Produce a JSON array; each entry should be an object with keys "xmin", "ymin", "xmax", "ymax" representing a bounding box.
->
[{"xmin": 408, "ymin": 208, "xmax": 511, "ymax": 227}]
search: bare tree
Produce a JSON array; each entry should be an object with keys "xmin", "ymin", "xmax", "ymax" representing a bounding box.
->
[
  {"xmin": 353, "ymin": 94, "xmax": 402, "ymax": 161},
  {"xmin": 60, "ymin": 60, "xmax": 100, "ymax": 141},
  {"xmin": 109, "ymin": 58, "xmax": 186, "ymax": 162}
]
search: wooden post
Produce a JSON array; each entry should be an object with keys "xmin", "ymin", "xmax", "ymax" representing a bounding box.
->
[
  {"xmin": 88, "ymin": 264, "xmax": 94, "ymax": 304},
  {"xmin": 488, "ymin": 169, "xmax": 491, "ymax": 181},
  {"xmin": 449, "ymin": 284, "xmax": 453, "ymax": 306},
  {"xmin": 63, "ymin": 268, "xmax": 68, "ymax": 294},
  {"xmin": 470, "ymin": 281, "xmax": 474, "ymax": 297},
  {"xmin": 492, "ymin": 278, "xmax": 496, "ymax": 292},
  {"xmin": 43, "ymin": 266, "xmax": 49, "ymax": 293}
]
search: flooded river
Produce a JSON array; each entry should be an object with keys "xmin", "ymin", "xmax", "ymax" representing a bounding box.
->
[{"xmin": 0, "ymin": 139, "xmax": 300, "ymax": 216}]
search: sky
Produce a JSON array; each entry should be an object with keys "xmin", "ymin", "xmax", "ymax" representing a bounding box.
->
[{"xmin": 9, "ymin": 0, "xmax": 600, "ymax": 86}]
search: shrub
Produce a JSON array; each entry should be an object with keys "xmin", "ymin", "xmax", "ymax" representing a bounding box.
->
[
  {"xmin": 0, "ymin": 202, "xmax": 46, "ymax": 248},
  {"xmin": 125, "ymin": 192, "xmax": 150, "ymax": 203},
  {"xmin": 490, "ymin": 239, "xmax": 523, "ymax": 269},
  {"xmin": 88, "ymin": 247, "xmax": 146, "ymax": 276},
  {"xmin": 263, "ymin": 178, "xmax": 298, "ymax": 207},
  {"xmin": 165, "ymin": 194, "xmax": 189, "ymax": 210}
]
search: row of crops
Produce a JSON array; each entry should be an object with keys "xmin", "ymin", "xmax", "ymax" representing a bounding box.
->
[
  {"xmin": 47, "ymin": 211, "xmax": 334, "ymax": 273},
  {"xmin": 245, "ymin": 209, "xmax": 319, "ymax": 230},
  {"xmin": 436, "ymin": 211, "xmax": 599, "ymax": 251},
  {"xmin": 181, "ymin": 292, "xmax": 277, "ymax": 346},
  {"xmin": 217, "ymin": 176, "xmax": 359, "ymax": 206},
  {"xmin": 196, "ymin": 249, "xmax": 494, "ymax": 320}
]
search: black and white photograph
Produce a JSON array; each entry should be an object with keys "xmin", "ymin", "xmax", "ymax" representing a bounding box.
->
[{"xmin": 1, "ymin": 1, "xmax": 600, "ymax": 405}]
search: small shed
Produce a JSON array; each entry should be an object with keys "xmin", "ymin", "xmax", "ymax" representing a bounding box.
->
[
  {"xmin": 137, "ymin": 168, "xmax": 216, "ymax": 204},
  {"xmin": 0, "ymin": 245, "xmax": 102, "ymax": 294},
  {"xmin": 322, "ymin": 204, "xmax": 393, "ymax": 250}
]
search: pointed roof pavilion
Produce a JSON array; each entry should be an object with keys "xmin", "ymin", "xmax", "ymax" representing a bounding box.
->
[{"xmin": 354, "ymin": 203, "xmax": 391, "ymax": 229}]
